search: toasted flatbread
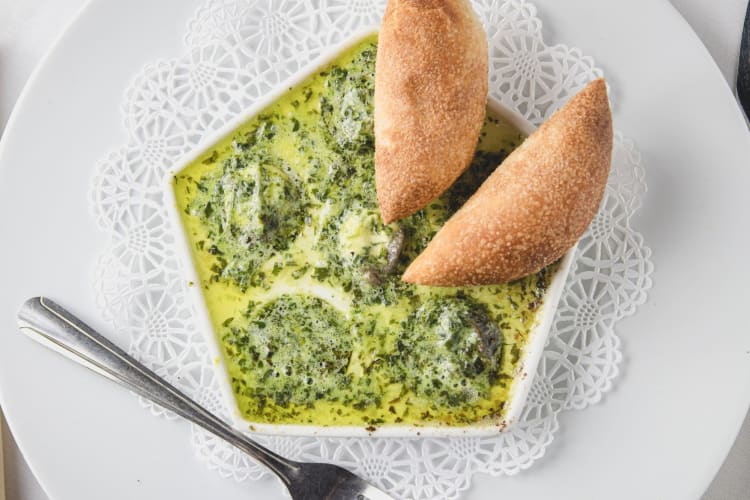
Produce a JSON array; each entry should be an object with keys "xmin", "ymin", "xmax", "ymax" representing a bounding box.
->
[
  {"xmin": 402, "ymin": 79, "xmax": 613, "ymax": 286},
  {"xmin": 374, "ymin": 0, "xmax": 488, "ymax": 224}
]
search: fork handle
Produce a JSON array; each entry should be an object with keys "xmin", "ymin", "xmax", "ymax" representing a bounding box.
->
[{"xmin": 17, "ymin": 297, "xmax": 299, "ymax": 483}]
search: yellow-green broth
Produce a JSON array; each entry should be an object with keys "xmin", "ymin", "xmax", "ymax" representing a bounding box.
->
[{"xmin": 172, "ymin": 35, "xmax": 557, "ymax": 428}]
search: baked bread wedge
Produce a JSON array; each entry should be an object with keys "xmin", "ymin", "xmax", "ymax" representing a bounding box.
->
[
  {"xmin": 375, "ymin": 0, "xmax": 488, "ymax": 224},
  {"xmin": 402, "ymin": 78, "xmax": 613, "ymax": 286}
]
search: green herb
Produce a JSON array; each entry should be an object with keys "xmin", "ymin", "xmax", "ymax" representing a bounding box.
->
[{"xmin": 173, "ymin": 37, "xmax": 557, "ymax": 426}]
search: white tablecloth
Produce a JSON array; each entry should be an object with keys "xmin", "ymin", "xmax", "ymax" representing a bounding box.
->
[{"xmin": 1, "ymin": 0, "xmax": 748, "ymax": 498}]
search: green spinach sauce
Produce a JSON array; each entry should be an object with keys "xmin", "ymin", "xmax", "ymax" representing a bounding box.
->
[{"xmin": 173, "ymin": 36, "xmax": 557, "ymax": 427}]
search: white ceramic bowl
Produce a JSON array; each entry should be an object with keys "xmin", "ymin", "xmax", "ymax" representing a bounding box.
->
[{"xmin": 165, "ymin": 29, "xmax": 575, "ymax": 437}]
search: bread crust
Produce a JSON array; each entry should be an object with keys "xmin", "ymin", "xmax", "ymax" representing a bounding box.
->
[
  {"xmin": 374, "ymin": 0, "xmax": 488, "ymax": 224},
  {"xmin": 402, "ymin": 79, "xmax": 613, "ymax": 286}
]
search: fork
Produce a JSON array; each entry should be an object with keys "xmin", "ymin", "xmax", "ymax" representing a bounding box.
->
[{"xmin": 17, "ymin": 297, "xmax": 396, "ymax": 500}]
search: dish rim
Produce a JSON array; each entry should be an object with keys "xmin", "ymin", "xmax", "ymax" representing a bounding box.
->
[{"xmin": 163, "ymin": 27, "xmax": 576, "ymax": 437}]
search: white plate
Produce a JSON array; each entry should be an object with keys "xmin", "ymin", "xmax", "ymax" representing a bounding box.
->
[{"xmin": 0, "ymin": 0, "xmax": 748, "ymax": 498}]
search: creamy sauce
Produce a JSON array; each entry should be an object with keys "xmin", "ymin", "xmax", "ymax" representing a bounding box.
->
[{"xmin": 173, "ymin": 36, "xmax": 557, "ymax": 427}]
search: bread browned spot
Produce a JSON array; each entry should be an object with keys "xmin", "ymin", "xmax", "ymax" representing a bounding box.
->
[
  {"xmin": 374, "ymin": 0, "xmax": 488, "ymax": 224},
  {"xmin": 402, "ymin": 78, "xmax": 613, "ymax": 286}
]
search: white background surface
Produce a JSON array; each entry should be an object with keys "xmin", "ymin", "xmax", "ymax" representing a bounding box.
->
[{"xmin": 0, "ymin": 0, "xmax": 748, "ymax": 498}]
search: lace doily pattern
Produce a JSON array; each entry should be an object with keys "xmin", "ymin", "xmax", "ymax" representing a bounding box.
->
[{"xmin": 89, "ymin": 1, "xmax": 653, "ymax": 498}]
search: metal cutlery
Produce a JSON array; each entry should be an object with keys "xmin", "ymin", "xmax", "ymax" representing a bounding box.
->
[{"xmin": 17, "ymin": 297, "xmax": 395, "ymax": 500}]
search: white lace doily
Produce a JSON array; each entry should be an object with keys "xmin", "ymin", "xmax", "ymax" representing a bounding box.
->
[{"xmin": 89, "ymin": 1, "xmax": 654, "ymax": 498}]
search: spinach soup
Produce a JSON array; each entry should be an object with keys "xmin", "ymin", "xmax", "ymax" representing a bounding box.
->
[{"xmin": 173, "ymin": 35, "xmax": 557, "ymax": 428}]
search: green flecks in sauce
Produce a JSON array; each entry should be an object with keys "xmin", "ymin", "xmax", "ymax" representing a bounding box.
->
[{"xmin": 173, "ymin": 35, "xmax": 558, "ymax": 427}]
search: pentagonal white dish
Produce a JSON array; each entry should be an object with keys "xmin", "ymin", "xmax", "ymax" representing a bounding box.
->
[{"xmin": 164, "ymin": 29, "xmax": 575, "ymax": 437}]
